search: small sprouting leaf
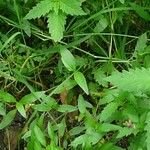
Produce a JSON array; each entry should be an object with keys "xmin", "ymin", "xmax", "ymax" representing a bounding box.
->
[
  {"xmin": 0, "ymin": 109, "xmax": 16, "ymax": 130},
  {"xmin": 25, "ymin": 0, "xmax": 53, "ymax": 19},
  {"xmin": 58, "ymin": 105, "xmax": 78, "ymax": 113},
  {"xmin": 74, "ymin": 71, "xmax": 89, "ymax": 95},
  {"xmin": 78, "ymin": 95, "xmax": 86, "ymax": 114},
  {"xmin": 47, "ymin": 11, "xmax": 66, "ymax": 42},
  {"xmin": 60, "ymin": 47, "xmax": 76, "ymax": 71},
  {"xmin": 34, "ymin": 125, "xmax": 46, "ymax": 147},
  {"xmin": 16, "ymin": 102, "xmax": 26, "ymax": 118},
  {"xmin": 0, "ymin": 91, "xmax": 16, "ymax": 103}
]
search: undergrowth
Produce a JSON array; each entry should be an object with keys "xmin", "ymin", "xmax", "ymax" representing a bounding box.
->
[{"xmin": 0, "ymin": 0, "xmax": 150, "ymax": 149}]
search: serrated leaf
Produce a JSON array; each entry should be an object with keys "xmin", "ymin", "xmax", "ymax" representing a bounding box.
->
[
  {"xmin": 47, "ymin": 11, "xmax": 66, "ymax": 42},
  {"xmin": 16, "ymin": 102, "xmax": 26, "ymax": 118},
  {"xmin": 34, "ymin": 125, "xmax": 46, "ymax": 147},
  {"xmin": 99, "ymin": 102, "xmax": 119, "ymax": 122},
  {"xmin": 60, "ymin": 47, "xmax": 76, "ymax": 71},
  {"xmin": 78, "ymin": 95, "xmax": 86, "ymax": 114},
  {"xmin": 25, "ymin": 0, "xmax": 52, "ymax": 19},
  {"xmin": 58, "ymin": 105, "xmax": 78, "ymax": 113},
  {"xmin": 135, "ymin": 33, "xmax": 147, "ymax": 53},
  {"xmin": 0, "ymin": 91, "xmax": 16, "ymax": 103},
  {"xmin": 105, "ymin": 68, "xmax": 150, "ymax": 93},
  {"xmin": 0, "ymin": 109, "xmax": 16, "ymax": 130},
  {"xmin": 117, "ymin": 127, "xmax": 135, "ymax": 138},
  {"xmin": 98, "ymin": 123, "xmax": 122, "ymax": 132},
  {"xmin": 93, "ymin": 68, "xmax": 107, "ymax": 86},
  {"xmin": 60, "ymin": 0, "xmax": 86, "ymax": 15},
  {"xmin": 74, "ymin": 71, "xmax": 89, "ymax": 95},
  {"xmin": 71, "ymin": 132, "xmax": 102, "ymax": 148}
]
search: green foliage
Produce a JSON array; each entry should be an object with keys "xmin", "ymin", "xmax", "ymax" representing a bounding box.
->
[
  {"xmin": 25, "ymin": 0, "xmax": 85, "ymax": 41},
  {"xmin": 1, "ymin": 0, "xmax": 150, "ymax": 149},
  {"xmin": 105, "ymin": 68, "xmax": 150, "ymax": 93}
]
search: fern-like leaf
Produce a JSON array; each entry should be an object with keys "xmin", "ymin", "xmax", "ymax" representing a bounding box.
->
[
  {"xmin": 25, "ymin": 0, "xmax": 53, "ymax": 19},
  {"xmin": 47, "ymin": 11, "xmax": 66, "ymax": 42},
  {"xmin": 105, "ymin": 68, "xmax": 150, "ymax": 93},
  {"xmin": 145, "ymin": 112, "xmax": 150, "ymax": 150}
]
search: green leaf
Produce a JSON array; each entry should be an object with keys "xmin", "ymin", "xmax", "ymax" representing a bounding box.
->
[
  {"xmin": 57, "ymin": 105, "xmax": 78, "ymax": 113},
  {"xmin": 78, "ymin": 95, "xmax": 86, "ymax": 114},
  {"xmin": 16, "ymin": 102, "xmax": 26, "ymax": 118},
  {"xmin": 0, "ymin": 91, "xmax": 16, "ymax": 103},
  {"xmin": 0, "ymin": 109, "xmax": 16, "ymax": 130},
  {"xmin": 69, "ymin": 126, "xmax": 85, "ymax": 136},
  {"xmin": 59, "ymin": 0, "xmax": 86, "ymax": 15},
  {"xmin": 119, "ymin": 0, "xmax": 124, "ymax": 4},
  {"xmin": 47, "ymin": 11, "xmax": 66, "ymax": 42},
  {"xmin": 53, "ymin": 79, "xmax": 77, "ymax": 94},
  {"xmin": 33, "ymin": 98, "xmax": 58, "ymax": 112},
  {"xmin": 105, "ymin": 68, "xmax": 150, "ymax": 93},
  {"xmin": 98, "ymin": 123, "xmax": 122, "ymax": 132},
  {"xmin": 99, "ymin": 102, "xmax": 119, "ymax": 122},
  {"xmin": 117, "ymin": 127, "xmax": 136, "ymax": 138},
  {"xmin": 94, "ymin": 16, "xmax": 108, "ymax": 33},
  {"xmin": 34, "ymin": 141, "xmax": 42, "ymax": 150},
  {"xmin": 20, "ymin": 91, "xmax": 45, "ymax": 105},
  {"xmin": 74, "ymin": 71, "xmax": 89, "ymax": 95},
  {"xmin": 71, "ymin": 132, "xmax": 102, "ymax": 148},
  {"xmin": 60, "ymin": 47, "xmax": 76, "ymax": 71},
  {"xmin": 145, "ymin": 112, "xmax": 150, "ymax": 150},
  {"xmin": 0, "ymin": 103, "xmax": 6, "ymax": 116},
  {"xmin": 34, "ymin": 125, "xmax": 46, "ymax": 147},
  {"xmin": 58, "ymin": 119, "xmax": 66, "ymax": 138},
  {"xmin": 48, "ymin": 122, "xmax": 57, "ymax": 144},
  {"xmin": 130, "ymin": 3, "xmax": 150, "ymax": 21},
  {"xmin": 93, "ymin": 68, "xmax": 107, "ymax": 86},
  {"xmin": 25, "ymin": 0, "xmax": 53, "ymax": 19},
  {"xmin": 135, "ymin": 33, "xmax": 147, "ymax": 53}
]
